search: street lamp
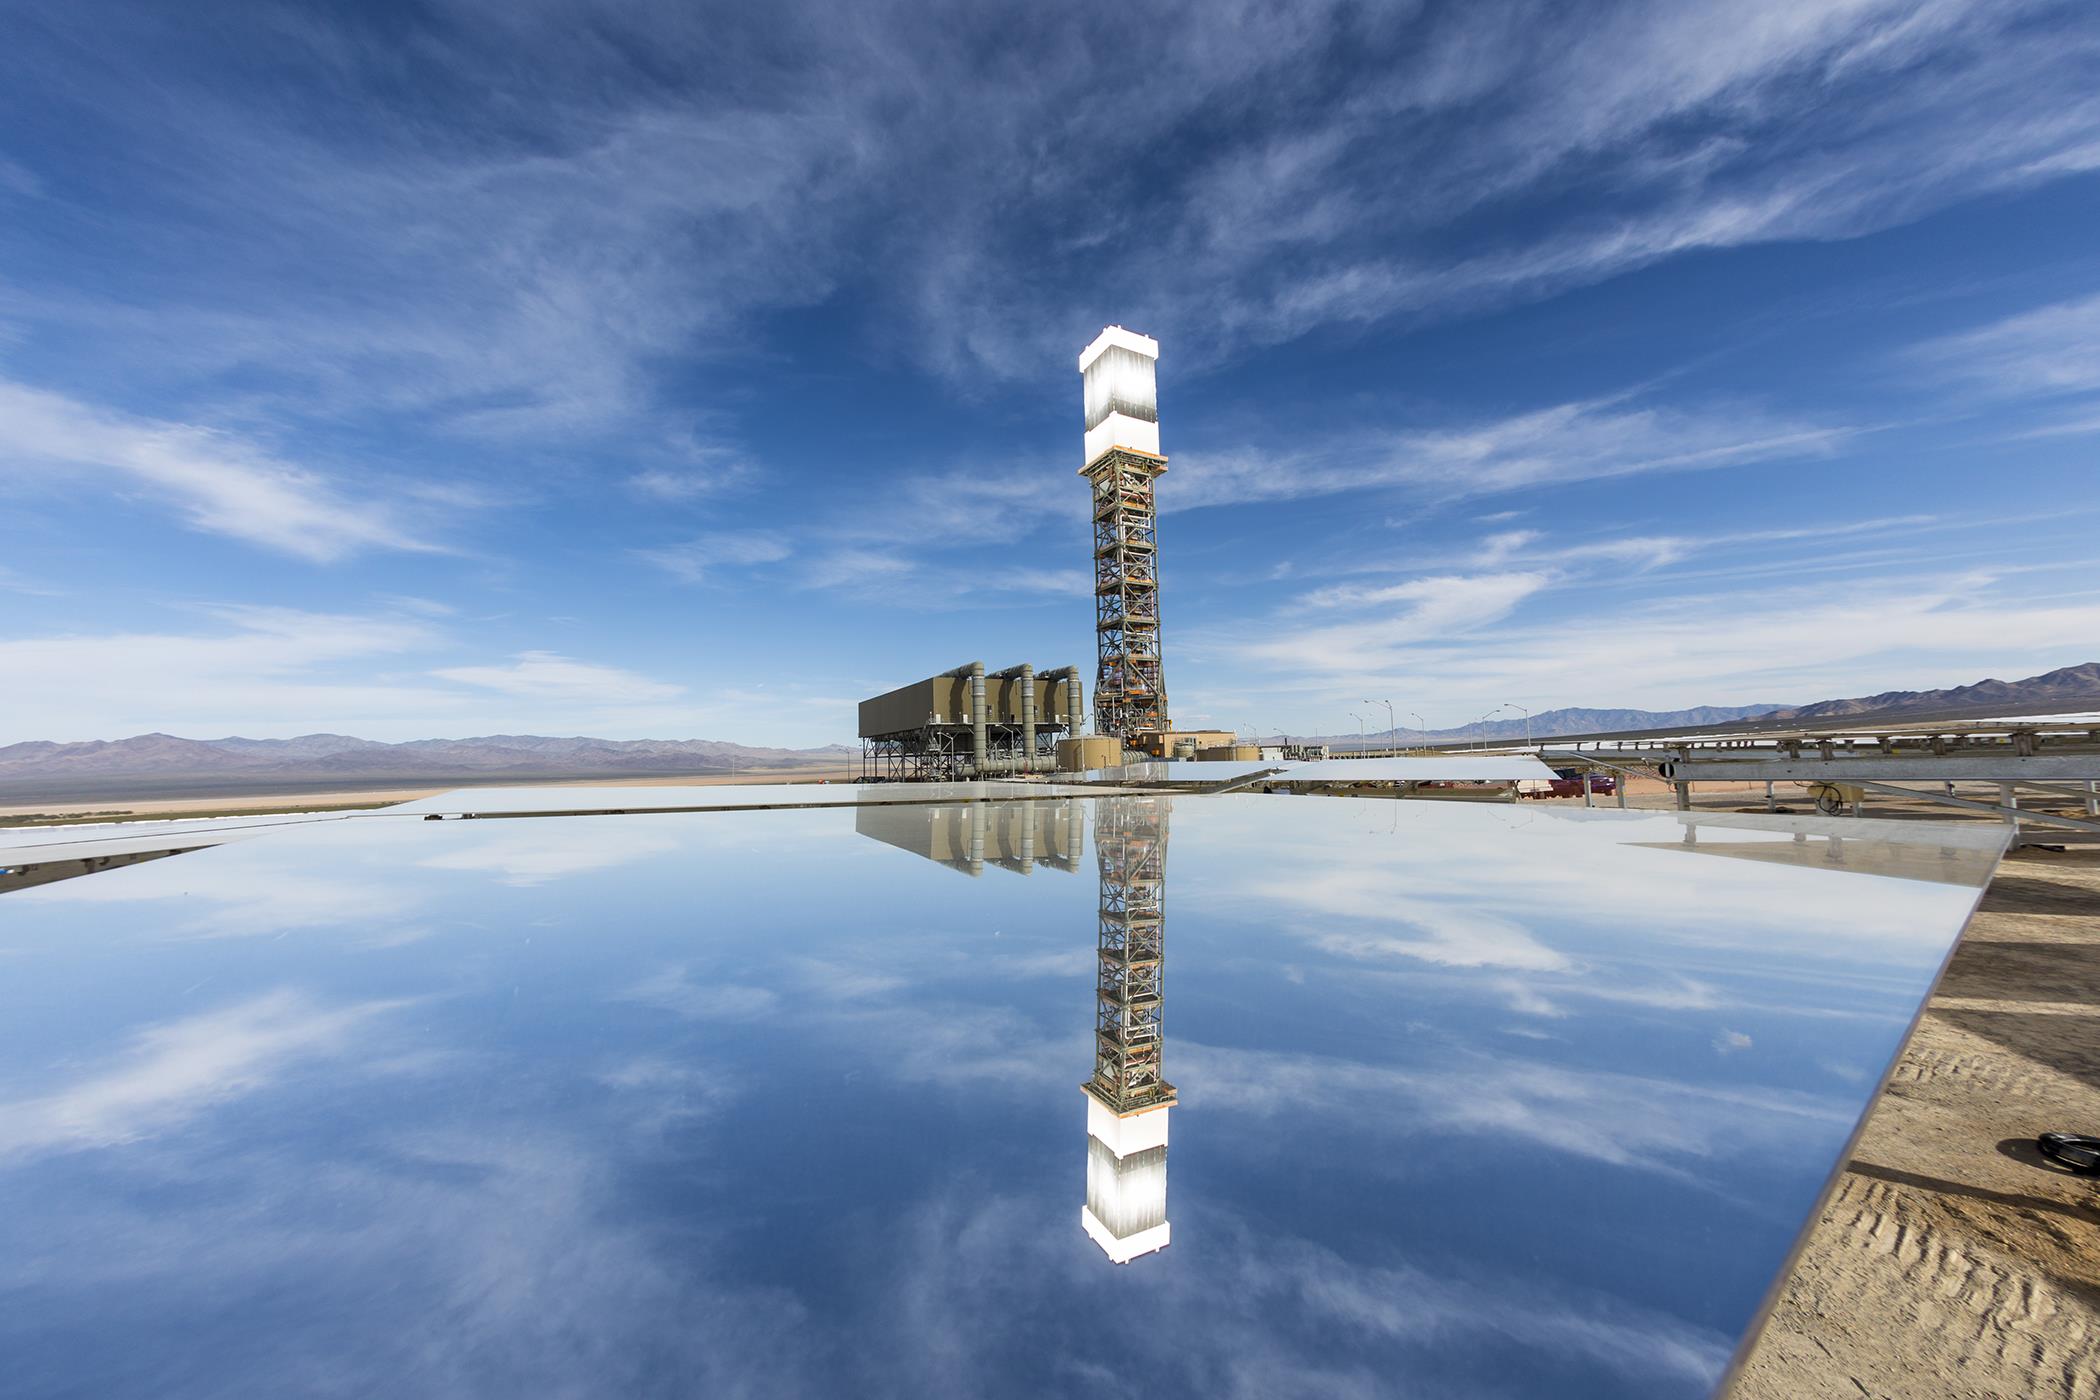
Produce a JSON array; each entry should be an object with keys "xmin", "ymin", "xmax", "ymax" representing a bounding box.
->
[
  {"xmin": 1352, "ymin": 713, "xmax": 1367, "ymax": 751},
  {"xmin": 1506, "ymin": 703, "xmax": 1532, "ymax": 747},
  {"xmin": 1471, "ymin": 704, "xmax": 1509, "ymax": 750},
  {"xmin": 1362, "ymin": 698, "xmax": 1396, "ymax": 752}
]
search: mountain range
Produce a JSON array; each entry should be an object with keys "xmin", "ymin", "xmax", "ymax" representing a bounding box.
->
[
  {"xmin": 6, "ymin": 663, "xmax": 2096, "ymax": 801},
  {"xmin": 1300, "ymin": 662, "xmax": 2100, "ymax": 746}
]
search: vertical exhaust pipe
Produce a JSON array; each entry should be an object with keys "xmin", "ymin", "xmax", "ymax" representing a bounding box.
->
[
  {"xmin": 1019, "ymin": 663, "xmax": 1036, "ymax": 770},
  {"xmin": 970, "ymin": 662, "xmax": 987, "ymax": 777},
  {"xmin": 945, "ymin": 662, "xmax": 988, "ymax": 779}
]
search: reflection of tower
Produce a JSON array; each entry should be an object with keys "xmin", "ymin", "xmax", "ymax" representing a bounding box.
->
[
  {"xmin": 1081, "ymin": 795, "xmax": 1175, "ymax": 1263},
  {"xmin": 1080, "ymin": 327, "xmax": 1169, "ymax": 743}
]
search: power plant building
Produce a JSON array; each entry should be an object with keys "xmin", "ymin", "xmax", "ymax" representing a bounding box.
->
[{"xmin": 858, "ymin": 662, "xmax": 1083, "ymax": 781}]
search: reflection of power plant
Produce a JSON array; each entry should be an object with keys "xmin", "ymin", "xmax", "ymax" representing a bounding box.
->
[
  {"xmin": 1081, "ymin": 795, "xmax": 1176, "ymax": 1264},
  {"xmin": 852, "ymin": 800, "xmax": 1086, "ymax": 877}
]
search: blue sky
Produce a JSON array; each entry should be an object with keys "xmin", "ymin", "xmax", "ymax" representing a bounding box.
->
[{"xmin": 2, "ymin": 0, "xmax": 2097, "ymax": 746}]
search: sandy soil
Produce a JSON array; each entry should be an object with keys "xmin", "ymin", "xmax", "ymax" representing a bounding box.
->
[{"xmin": 1730, "ymin": 846, "xmax": 2100, "ymax": 1399}]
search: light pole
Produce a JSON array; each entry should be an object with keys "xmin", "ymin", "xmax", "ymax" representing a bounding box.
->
[
  {"xmin": 1362, "ymin": 698, "xmax": 1396, "ymax": 753},
  {"xmin": 1353, "ymin": 714, "xmax": 1367, "ymax": 752},
  {"xmin": 1506, "ymin": 703, "xmax": 1532, "ymax": 747},
  {"xmin": 1471, "ymin": 705, "xmax": 1509, "ymax": 750}
]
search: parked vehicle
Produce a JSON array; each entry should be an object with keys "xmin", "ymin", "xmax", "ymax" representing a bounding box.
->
[{"xmin": 1524, "ymin": 770, "xmax": 1618, "ymax": 799}]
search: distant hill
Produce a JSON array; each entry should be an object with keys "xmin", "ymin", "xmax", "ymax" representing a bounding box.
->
[
  {"xmin": 1306, "ymin": 662, "xmax": 2100, "ymax": 745},
  {"xmin": 1765, "ymin": 662, "xmax": 2100, "ymax": 721},
  {"xmin": 0, "ymin": 733, "xmax": 856, "ymax": 802},
  {"xmin": 1303, "ymin": 703, "xmax": 1789, "ymax": 747}
]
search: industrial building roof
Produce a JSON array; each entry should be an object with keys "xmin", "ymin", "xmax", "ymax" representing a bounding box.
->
[{"xmin": 0, "ymin": 790, "xmax": 2003, "ymax": 1397}]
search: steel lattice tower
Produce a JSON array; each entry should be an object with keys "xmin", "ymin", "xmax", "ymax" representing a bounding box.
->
[
  {"xmin": 1087, "ymin": 795, "xmax": 1174, "ymax": 1113},
  {"xmin": 1079, "ymin": 328, "xmax": 1169, "ymax": 742},
  {"xmin": 1080, "ymin": 794, "xmax": 1175, "ymax": 1263}
]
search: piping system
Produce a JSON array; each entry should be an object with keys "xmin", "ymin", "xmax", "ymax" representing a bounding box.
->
[
  {"xmin": 943, "ymin": 661, "xmax": 990, "ymax": 774},
  {"xmin": 926, "ymin": 661, "xmax": 1081, "ymax": 776}
]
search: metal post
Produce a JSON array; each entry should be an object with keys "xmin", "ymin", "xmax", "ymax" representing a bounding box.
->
[
  {"xmin": 1618, "ymin": 771, "xmax": 1628, "ymax": 809},
  {"xmin": 1582, "ymin": 768, "xmax": 1594, "ymax": 808},
  {"xmin": 1020, "ymin": 663, "xmax": 1037, "ymax": 771},
  {"xmin": 970, "ymin": 662, "xmax": 988, "ymax": 777},
  {"xmin": 1675, "ymin": 781, "xmax": 1691, "ymax": 812},
  {"xmin": 2088, "ymin": 781, "xmax": 2098, "ymax": 819},
  {"xmin": 2000, "ymin": 782, "xmax": 2020, "ymax": 836},
  {"xmin": 1764, "ymin": 780, "xmax": 1775, "ymax": 813}
]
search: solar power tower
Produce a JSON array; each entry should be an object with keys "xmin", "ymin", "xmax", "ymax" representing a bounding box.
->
[
  {"xmin": 1079, "ymin": 327, "xmax": 1169, "ymax": 742},
  {"xmin": 1081, "ymin": 795, "xmax": 1175, "ymax": 1263}
]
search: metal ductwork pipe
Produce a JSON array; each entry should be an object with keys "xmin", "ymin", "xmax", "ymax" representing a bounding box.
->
[
  {"xmin": 944, "ymin": 662, "xmax": 989, "ymax": 779},
  {"xmin": 1042, "ymin": 665, "xmax": 1084, "ymax": 739},
  {"xmin": 1019, "ymin": 663, "xmax": 1036, "ymax": 768},
  {"xmin": 970, "ymin": 662, "xmax": 987, "ymax": 776},
  {"xmin": 992, "ymin": 664, "xmax": 1038, "ymax": 776}
]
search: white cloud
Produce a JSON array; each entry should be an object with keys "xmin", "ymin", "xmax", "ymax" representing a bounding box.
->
[
  {"xmin": 635, "ymin": 531, "xmax": 790, "ymax": 584},
  {"xmin": 0, "ymin": 606, "xmax": 445, "ymax": 739},
  {"xmin": 20, "ymin": 0, "xmax": 2084, "ymax": 419},
  {"xmin": 1206, "ymin": 564, "xmax": 2100, "ymax": 720},
  {"xmin": 1911, "ymin": 290, "xmax": 2100, "ymax": 399},
  {"xmin": 0, "ymin": 378, "xmax": 434, "ymax": 560},
  {"xmin": 431, "ymin": 650, "xmax": 684, "ymax": 703},
  {"xmin": 1239, "ymin": 572, "xmax": 1550, "ymax": 671},
  {"xmin": 1169, "ymin": 397, "xmax": 1853, "ymax": 510},
  {"xmin": 0, "ymin": 607, "xmax": 772, "ymax": 744},
  {"xmin": 0, "ymin": 989, "xmax": 404, "ymax": 1160},
  {"xmin": 797, "ymin": 547, "xmax": 920, "ymax": 591}
]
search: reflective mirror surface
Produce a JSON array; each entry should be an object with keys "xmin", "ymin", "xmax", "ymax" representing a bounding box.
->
[{"xmin": 0, "ymin": 796, "xmax": 2002, "ymax": 1398}]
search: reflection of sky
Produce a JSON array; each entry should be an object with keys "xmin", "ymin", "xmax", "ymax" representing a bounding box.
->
[{"xmin": 0, "ymin": 798, "xmax": 1998, "ymax": 1397}]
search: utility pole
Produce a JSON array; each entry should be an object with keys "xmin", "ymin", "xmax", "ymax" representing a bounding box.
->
[
  {"xmin": 1507, "ymin": 703, "xmax": 1531, "ymax": 747},
  {"xmin": 1363, "ymin": 698, "xmax": 1396, "ymax": 754}
]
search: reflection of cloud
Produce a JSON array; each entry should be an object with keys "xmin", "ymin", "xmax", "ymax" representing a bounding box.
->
[
  {"xmin": 7, "ymin": 1127, "xmax": 818, "ymax": 1395},
  {"xmin": 861, "ymin": 1189, "xmax": 1730, "ymax": 1397},
  {"xmin": 794, "ymin": 958, "xmax": 906, "ymax": 1000},
  {"xmin": 18, "ymin": 851, "xmax": 422, "ymax": 940},
  {"xmin": 595, "ymin": 1057, "xmax": 738, "ymax": 1134},
  {"xmin": 1203, "ymin": 803, "xmax": 1988, "ymax": 1031},
  {"xmin": 987, "ymin": 948, "xmax": 1091, "ymax": 979},
  {"xmin": 0, "ymin": 990, "xmax": 404, "ymax": 1160},
  {"xmin": 418, "ymin": 827, "xmax": 679, "ymax": 887},
  {"xmin": 1181, "ymin": 1042, "xmax": 1845, "ymax": 1173},
  {"xmin": 1714, "ymin": 1030, "xmax": 1753, "ymax": 1055},
  {"xmin": 619, "ymin": 966, "xmax": 780, "ymax": 1021},
  {"xmin": 1251, "ymin": 871, "xmax": 1572, "ymax": 971}
]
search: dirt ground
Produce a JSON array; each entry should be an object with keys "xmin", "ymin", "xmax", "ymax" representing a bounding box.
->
[{"xmin": 1729, "ymin": 844, "xmax": 2100, "ymax": 1399}]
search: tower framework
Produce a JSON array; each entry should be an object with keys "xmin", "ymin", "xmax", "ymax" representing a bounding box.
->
[
  {"xmin": 1088, "ymin": 795, "xmax": 1174, "ymax": 1112},
  {"xmin": 1079, "ymin": 328, "xmax": 1169, "ymax": 742},
  {"xmin": 1081, "ymin": 794, "xmax": 1175, "ymax": 1264}
]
